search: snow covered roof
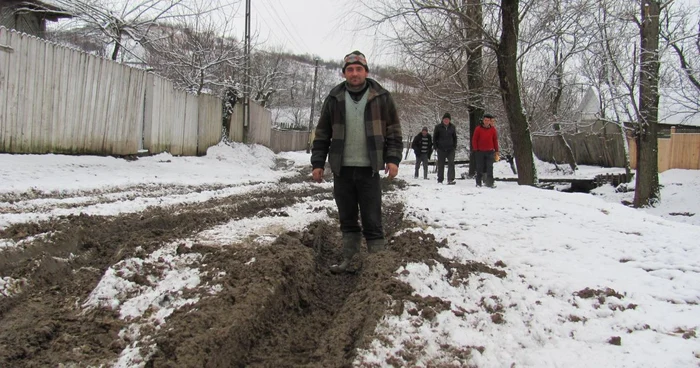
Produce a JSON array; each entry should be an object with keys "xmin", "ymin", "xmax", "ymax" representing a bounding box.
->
[
  {"xmin": 13, "ymin": 0, "xmax": 72, "ymax": 20},
  {"xmin": 577, "ymin": 87, "xmax": 601, "ymax": 121}
]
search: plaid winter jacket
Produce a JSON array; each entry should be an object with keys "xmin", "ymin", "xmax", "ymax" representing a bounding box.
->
[{"xmin": 311, "ymin": 78, "xmax": 403, "ymax": 175}]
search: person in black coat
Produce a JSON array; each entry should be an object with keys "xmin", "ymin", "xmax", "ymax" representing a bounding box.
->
[
  {"xmin": 411, "ymin": 127, "xmax": 433, "ymax": 179},
  {"xmin": 433, "ymin": 113, "xmax": 457, "ymax": 184}
]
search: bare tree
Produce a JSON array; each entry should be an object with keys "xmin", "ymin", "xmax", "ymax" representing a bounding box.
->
[
  {"xmin": 577, "ymin": 0, "xmax": 639, "ymax": 177},
  {"xmin": 360, "ymin": 0, "xmax": 542, "ymax": 184},
  {"xmin": 521, "ymin": 0, "xmax": 602, "ymax": 172},
  {"xmin": 659, "ymin": 1, "xmax": 700, "ymax": 122},
  {"xmin": 634, "ymin": 0, "xmax": 663, "ymax": 207},
  {"xmin": 144, "ymin": 10, "xmax": 244, "ymax": 95},
  {"xmin": 48, "ymin": 0, "xmax": 221, "ymax": 62},
  {"xmin": 464, "ymin": 0, "xmax": 485, "ymax": 176},
  {"xmin": 496, "ymin": 0, "xmax": 536, "ymax": 184},
  {"xmin": 248, "ymin": 51, "xmax": 287, "ymax": 107}
]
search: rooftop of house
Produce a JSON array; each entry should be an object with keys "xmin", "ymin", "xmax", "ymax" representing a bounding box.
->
[{"xmin": 8, "ymin": 0, "xmax": 72, "ymax": 21}]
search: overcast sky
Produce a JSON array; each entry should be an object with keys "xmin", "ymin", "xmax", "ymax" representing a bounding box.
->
[{"xmin": 230, "ymin": 0, "xmax": 395, "ymax": 66}]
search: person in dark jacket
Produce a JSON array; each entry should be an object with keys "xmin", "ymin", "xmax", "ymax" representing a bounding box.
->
[
  {"xmin": 310, "ymin": 50, "xmax": 403, "ymax": 273},
  {"xmin": 472, "ymin": 113, "xmax": 500, "ymax": 187},
  {"xmin": 411, "ymin": 127, "xmax": 433, "ymax": 179},
  {"xmin": 433, "ymin": 113, "xmax": 457, "ymax": 184}
]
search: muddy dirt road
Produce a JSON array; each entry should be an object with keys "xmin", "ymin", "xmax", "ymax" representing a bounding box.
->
[{"xmin": 0, "ymin": 166, "xmax": 504, "ymax": 367}]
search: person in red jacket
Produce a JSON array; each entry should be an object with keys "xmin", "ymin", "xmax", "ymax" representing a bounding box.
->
[{"xmin": 471, "ymin": 113, "xmax": 499, "ymax": 187}]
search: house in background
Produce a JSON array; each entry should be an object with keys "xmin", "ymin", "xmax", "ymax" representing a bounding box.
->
[
  {"xmin": 0, "ymin": 0, "xmax": 70, "ymax": 38},
  {"xmin": 532, "ymin": 86, "xmax": 628, "ymax": 169}
]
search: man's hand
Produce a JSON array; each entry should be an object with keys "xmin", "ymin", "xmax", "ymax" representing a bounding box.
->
[
  {"xmin": 385, "ymin": 163, "xmax": 398, "ymax": 180},
  {"xmin": 312, "ymin": 168, "xmax": 324, "ymax": 183}
]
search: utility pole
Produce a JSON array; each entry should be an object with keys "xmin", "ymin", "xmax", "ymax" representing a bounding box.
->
[
  {"xmin": 243, "ymin": 0, "xmax": 251, "ymax": 143},
  {"xmin": 306, "ymin": 57, "xmax": 320, "ymax": 153}
]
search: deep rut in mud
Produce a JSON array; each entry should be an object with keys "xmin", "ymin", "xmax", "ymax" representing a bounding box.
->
[{"xmin": 0, "ymin": 170, "xmax": 506, "ymax": 367}]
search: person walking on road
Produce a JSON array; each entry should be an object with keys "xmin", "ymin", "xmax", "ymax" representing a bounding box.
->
[
  {"xmin": 411, "ymin": 127, "xmax": 433, "ymax": 179},
  {"xmin": 433, "ymin": 113, "xmax": 457, "ymax": 184},
  {"xmin": 310, "ymin": 50, "xmax": 403, "ymax": 273},
  {"xmin": 472, "ymin": 113, "xmax": 500, "ymax": 188}
]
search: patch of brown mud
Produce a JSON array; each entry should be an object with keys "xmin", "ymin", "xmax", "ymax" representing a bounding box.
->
[
  {"xmin": 1, "ymin": 177, "xmax": 505, "ymax": 367},
  {"xmin": 149, "ymin": 202, "xmax": 501, "ymax": 367},
  {"xmin": 0, "ymin": 184, "xmax": 328, "ymax": 367}
]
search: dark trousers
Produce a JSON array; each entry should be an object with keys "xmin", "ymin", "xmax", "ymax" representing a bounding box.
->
[
  {"xmin": 333, "ymin": 166, "xmax": 384, "ymax": 240},
  {"xmin": 436, "ymin": 149, "xmax": 455, "ymax": 182},
  {"xmin": 414, "ymin": 153, "xmax": 429, "ymax": 178},
  {"xmin": 475, "ymin": 150, "xmax": 495, "ymax": 186}
]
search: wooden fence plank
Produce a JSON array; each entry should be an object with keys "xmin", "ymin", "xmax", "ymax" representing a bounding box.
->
[
  {"xmin": 0, "ymin": 28, "xmax": 8, "ymax": 151},
  {"xmin": 152, "ymin": 76, "xmax": 168, "ymax": 154},
  {"xmin": 160, "ymin": 79, "xmax": 176, "ymax": 154},
  {"xmin": 182, "ymin": 93, "xmax": 198, "ymax": 156},
  {"xmin": 89, "ymin": 57, "xmax": 107, "ymax": 153},
  {"xmin": 80, "ymin": 53, "xmax": 98, "ymax": 153},
  {"xmin": 228, "ymin": 103, "xmax": 244, "ymax": 142},
  {"xmin": 55, "ymin": 44, "xmax": 71, "ymax": 151},
  {"xmin": 39, "ymin": 38, "xmax": 56, "ymax": 153},
  {"xmin": 104, "ymin": 60, "xmax": 122, "ymax": 153},
  {"xmin": 75, "ymin": 51, "xmax": 92, "ymax": 154},
  {"xmin": 250, "ymin": 102, "xmax": 271, "ymax": 146},
  {"xmin": 6, "ymin": 31, "xmax": 23, "ymax": 152},
  {"xmin": 66, "ymin": 45, "xmax": 85, "ymax": 153},
  {"xmin": 151, "ymin": 77, "xmax": 174, "ymax": 154},
  {"xmin": 170, "ymin": 90, "xmax": 186, "ymax": 155},
  {"xmin": 111, "ymin": 65, "xmax": 131, "ymax": 154},
  {"xmin": 198, "ymin": 94, "xmax": 223, "ymax": 155},
  {"xmin": 670, "ymin": 133, "xmax": 700, "ymax": 170},
  {"xmin": 18, "ymin": 33, "xmax": 35, "ymax": 152},
  {"xmin": 31, "ymin": 37, "xmax": 46, "ymax": 152},
  {"xmin": 142, "ymin": 73, "xmax": 155, "ymax": 152},
  {"xmin": 0, "ymin": 29, "xmax": 12, "ymax": 151},
  {"xmin": 125, "ymin": 68, "xmax": 147, "ymax": 153}
]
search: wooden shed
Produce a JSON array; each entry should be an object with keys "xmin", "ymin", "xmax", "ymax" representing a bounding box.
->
[{"xmin": 0, "ymin": 0, "xmax": 71, "ymax": 38}]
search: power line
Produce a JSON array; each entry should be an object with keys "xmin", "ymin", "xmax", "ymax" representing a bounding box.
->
[
  {"xmin": 253, "ymin": 0, "xmax": 311, "ymax": 55},
  {"xmin": 269, "ymin": 0, "xmax": 313, "ymax": 53}
]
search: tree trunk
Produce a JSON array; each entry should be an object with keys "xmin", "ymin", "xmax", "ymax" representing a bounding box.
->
[
  {"xmin": 404, "ymin": 136, "xmax": 410, "ymax": 160},
  {"xmin": 496, "ymin": 0, "xmax": 536, "ymax": 185},
  {"xmin": 550, "ymin": 30, "xmax": 577, "ymax": 172},
  {"xmin": 555, "ymin": 131, "xmax": 578, "ymax": 172},
  {"xmin": 634, "ymin": 0, "xmax": 661, "ymax": 207},
  {"xmin": 111, "ymin": 30, "xmax": 122, "ymax": 61},
  {"xmin": 466, "ymin": 0, "xmax": 484, "ymax": 177}
]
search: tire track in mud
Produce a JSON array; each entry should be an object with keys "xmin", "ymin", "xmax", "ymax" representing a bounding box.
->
[
  {"xmin": 0, "ymin": 170, "xmax": 507, "ymax": 367},
  {"xmin": 0, "ymin": 171, "xmax": 328, "ymax": 367}
]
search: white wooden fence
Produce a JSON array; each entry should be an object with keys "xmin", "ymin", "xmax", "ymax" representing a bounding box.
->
[
  {"xmin": 270, "ymin": 129, "xmax": 310, "ymax": 153},
  {"xmin": 229, "ymin": 101, "xmax": 272, "ymax": 146},
  {"xmin": 0, "ymin": 27, "xmax": 222, "ymax": 156},
  {"xmin": 229, "ymin": 101, "xmax": 311, "ymax": 153}
]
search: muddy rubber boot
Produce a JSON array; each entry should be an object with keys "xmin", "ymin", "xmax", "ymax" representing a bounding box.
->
[
  {"xmin": 367, "ymin": 238, "xmax": 386, "ymax": 254},
  {"xmin": 329, "ymin": 232, "xmax": 361, "ymax": 274}
]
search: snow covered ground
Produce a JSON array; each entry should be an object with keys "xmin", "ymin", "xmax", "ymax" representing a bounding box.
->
[{"xmin": 1, "ymin": 143, "xmax": 698, "ymax": 367}]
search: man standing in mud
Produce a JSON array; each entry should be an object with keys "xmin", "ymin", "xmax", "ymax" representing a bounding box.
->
[{"xmin": 310, "ymin": 50, "xmax": 403, "ymax": 274}]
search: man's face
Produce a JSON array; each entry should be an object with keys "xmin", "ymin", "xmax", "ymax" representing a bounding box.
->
[
  {"xmin": 343, "ymin": 64, "xmax": 368, "ymax": 88},
  {"xmin": 421, "ymin": 130, "xmax": 428, "ymax": 136},
  {"xmin": 442, "ymin": 118, "xmax": 450, "ymax": 125},
  {"xmin": 483, "ymin": 117, "xmax": 494, "ymax": 127}
]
